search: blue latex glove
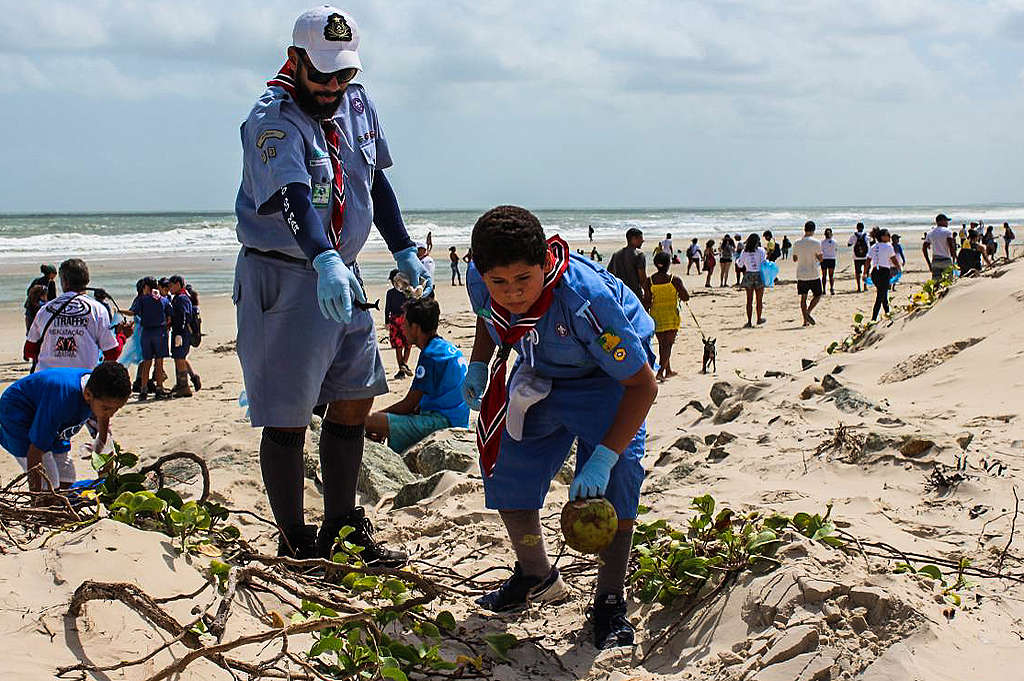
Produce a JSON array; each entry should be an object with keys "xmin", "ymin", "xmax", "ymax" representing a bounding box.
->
[
  {"xmin": 312, "ymin": 250, "xmax": 365, "ymax": 323},
  {"xmin": 462, "ymin": 361, "xmax": 487, "ymax": 410},
  {"xmin": 569, "ymin": 445, "xmax": 619, "ymax": 500},
  {"xmin": 394, "ymin": 246, "xmax": 434, "ymax": 297}
]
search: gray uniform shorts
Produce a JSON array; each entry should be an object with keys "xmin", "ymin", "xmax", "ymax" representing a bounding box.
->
[{"xmin": 234, "ymin": 249, "xmax": 388, "ymax": 428}]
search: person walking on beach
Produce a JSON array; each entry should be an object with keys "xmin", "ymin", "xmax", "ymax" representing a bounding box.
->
[
  {"xmin": 923, "ymin": 213, "xmax": 957, "ymax": 281},
  {"xmin": 24, "ymin": 285, "xmax": 49, "ymax": 334},
  {"xmin": 26, "ymin": 265, "xmax": 58, "ymax": 307},
  {"xmin": 733, "ymin": 234, "xmax": 744, "ymax": 284},
  {"xmin": 233, "ymin": 6, "xmax": 431, "ymax": 562},
  {"xmin": 763, "ymin": 231, "xmax": 780, "ymax": 262},
  {"xmin": 867, "ymin": 229, "xmax": 901, "ymax": 321},
  {"xmin": 647, "ymin": 251, "xmax": 689, "ymax": 381},
  {"xmin": 983, "ymin": 225, "xmax": 997, "ymax": 259},
  {"xmin": 24, "ymin": 259, "xmax": 121, "ymax": 373},
  {"xmin": 449, "ymin": 246, "xmax": 462, "ymax": 286},
  {"xmin": 793, "ymin": 221, "xmax": 824, "ymax": 326},
  {"xmin": 738, "ymin": 234, "xmax": 768, "ymax": 327},
  {"xmin": 703, "ymin": 239, "xmax": 717, "ymax": 287},
  {"xmin": 685, "ymin": 238, "xmax": 702, "ymax": 274},
  {"xmin": 385, "ymin": 270, "xmax": 412, "ymax": 379},
  {"xmin": 781, "ymin": 235, "xmax": 792, "ymax": 260},
  {"xmin": 660, "ymin": 233, "xmax": 674, "ymax": 256},
  {"xmin": 608, "ymin": 227, "xmax": 648, "ymax": 305},
  {"xmin": 167, "ymin": 276, "xmax": 196, "ymax": 398},
  {"xmin": 588, "ymin": 225, "xmax": 595, "ymax": 243},
  {"xmin": 848, "ymin": 223, "xmax": 870, "ymax": 292},
  {"xmin": 718, "ymin": 234, "xmax": 735, "ymax": 287},
  {"xmin": 820, "ymin": 227, "xmax": 838, "ymax": 295},
  {"xmin": 1004, "ymin": 223, "xmax": 1015, "ymax": 259}
]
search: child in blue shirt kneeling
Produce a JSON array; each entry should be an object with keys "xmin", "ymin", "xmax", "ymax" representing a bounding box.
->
[
  {"xmin": 365, "ymin": 297, "xmax": 469, "ymax": 453},
  {"xmin": 462, "ymin": 205, "xmax": 658, "ymax": 649},
  {"xmin": 0, "ymin": 362, "xmax": 131, "ymax": 496}
]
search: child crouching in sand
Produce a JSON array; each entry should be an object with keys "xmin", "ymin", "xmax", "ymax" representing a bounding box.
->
[
  {"xmin": 461, "ymin": 205, "xmax": 658, "ymax": 649},
  {"xmin": 647, "ymin": 251, "xmax": 690, "ymax": 381},
  {"xmin": 0, "ymin": 362, "xmax": 131, "ymax": 496}
]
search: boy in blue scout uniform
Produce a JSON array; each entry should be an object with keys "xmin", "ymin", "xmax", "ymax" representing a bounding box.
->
[
  {"xmin": 461, "ymin": 206, "xmax": 658, "ymax": 649},
  {"xmin": 364, "ymin": 297, "xmax": 469, "ymax": 453},
  {"xmin": 0, "ymin": 362, "xmax": 131, "ymax": 495},
  {"xmin": 129, "ymin": 276, "xmax": 171, "ymax": 399},
  {"xmin": 168, "ymin": 275, "xmax": 195, "ymax": 398},
  {"xmin": 233, "ymin": 7, "xmax": 431, "ymax": 563}
]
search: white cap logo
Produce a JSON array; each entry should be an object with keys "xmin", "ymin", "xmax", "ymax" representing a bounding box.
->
[
  {"xmin": 323, "ymin": 13, "xmax": 352, "ymax": 41},
  {"xmin": 293, "ymin": 6, "xmax": 362, "ymax": 73}
]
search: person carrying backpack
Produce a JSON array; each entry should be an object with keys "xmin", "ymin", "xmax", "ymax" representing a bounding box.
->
[
  {"xmin": 847, "ymin": 222, "xmax": 870, "ymax": 292},
  {"xmin": 167, "ymin": 275, "xmax": 200, "ymax": 397}
]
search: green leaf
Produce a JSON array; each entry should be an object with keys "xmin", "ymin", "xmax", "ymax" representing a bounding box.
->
[
  {"xmin": 380, "ymin": 664, "xmax": 408, "ymax": 681},
  {"xmin": 435, "ymin": 610, "xmax": 457, "ymax": 632},
  {"xmin": 483, "ymin": 633, "xmax": 518, "ymax": 662},
  {"xmin": 917, "ymin": 565, "xmax": 944, "ymax": 581},
  {"xmin": 853, "ymin": 312, "xmax": 864, "ymax": 324},
  {"xmin": 418, "ymin": 622, "xmax": 440, "ymax": 640},
  {"xmin": 691, "ymin": 494, "xmax": 715, "ymax": 517},
  {"xmin": 309, "ymin": 634, "xmax": 346, "ymax": 658},
  {"xmin": 155, "ymin": 487, "xmax": 184, "ymax": 510},
  {"xmin": 351, "ymin": 576, "xmax": 379, "ymax": 591},
  {"xmin": 115, "ymin": 451, "xmax": 139, "ymax": 468},
  {"xmin": 746, "ymin": 529, "xmax": 779, "ymax": 553}
]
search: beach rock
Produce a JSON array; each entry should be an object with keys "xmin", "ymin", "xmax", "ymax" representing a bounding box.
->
[
  {"xmin": 760, "ymin": 625, "xmax": 819, "ymax": 666},
  {"xmin": 863, "ymin": 432, "xmax": 890, "ymax": 453},
  {"xmin": 646, "ymin": 461, "xmax": 698, "ymax": 493},
  {"xmin": 849, "ymin": 614, "xmax": 868, "ymax": 634},
  {"xmin": 821, "ymin": 374, "xmax": 842, "ymax": 392},
  {"xmin": 764, "ymin": 370, "xmax": 788, "ymax": 378},
  {"xmin": 753, "ymin": 651, "xmax": 834, "ymax": 681},
  {"xmin": 740, "ymin": 382, "xmax": 770, "ymax": 401},
  {"xmin": 800, "ymin": 384, "xmax": 825, "ymax": 400},
  {"xmin": 899, "ymin": 438, "xmax": 935, "ymax": 457},
  {"xmin": 710, "ymin": 382, "xmax": 734, "ymax": 407},
  {"xmin": 403, "ymin": 429, "xmax": 475, "ymax": 476},
  {"xmin": 677, "ymin": 399, "xmax": 706, "ymax": 415},
  {"xmin": 704, "ymin": 434, "xmax": 718, "ymax": 446},
  {"xmin": 955, "ymin": 432, "xmax": 974, "ymax": 450},
  {"xmin": 849, "ymin": 586, "xmax": 884, "ymax": 610},
  {"xmin": 831, "ymin": 387, "xmax": 876, "ymax": 413},
  {"xmin": 358, "ymin": 441, "xmax": 417, "ymax": 504},
  {"xmin": 393, "ymin": 471, "xmax": 459, "ymax": 509},
  {"xmin": 801, "ymin": 358, "xmax": 816, "ymax": 370},
  {"xmin": 714, "ymin": 400, "xmax": 744, "ymax": 424},
  {"xmin": 672, "ymin": 435, "xmax": 699, "ymax": 453},
  {"xmin": 715, "ymin": 431, "xmax": 737, "ymax": 446},
  {"xmin": 718, "ymin": 650, "xmax": 744, "ymax": 666},
  {"xmin": 708, "ymin": 446, "xmax": 729, "ymax": 462},
  {"xmin": 798, "ymin": 577, "xmax": 845, "ymax": 605}
]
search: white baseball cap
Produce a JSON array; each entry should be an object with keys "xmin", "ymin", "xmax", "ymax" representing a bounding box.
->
[{"xmin": 292, "ymin": 6, "xmax": 362, "ymax": 73}]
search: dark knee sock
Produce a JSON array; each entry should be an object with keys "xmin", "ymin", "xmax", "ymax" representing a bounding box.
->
[
  {"xmin": 499, "ymin": 509, "xmax": 551, "ymax": 578},
  {"xmin": 259, "ymin": 427, "xmax": 306, "ymax": 535},
  {"xmin": 319, "ymin": 420, "xmax": 364, "ymax": 526},
  {"xmin": 596, "ymin": 527, "xmax": 635, "ymax": 598}
]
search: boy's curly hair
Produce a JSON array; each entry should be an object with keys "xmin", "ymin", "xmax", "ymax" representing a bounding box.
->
[
  {"xmin": 471, "ymin": 205, "xmax": 548, "ymax": 274},
  {"xmin": 86, "ymin": 361, "xmax": 132, "ymax": 401}
]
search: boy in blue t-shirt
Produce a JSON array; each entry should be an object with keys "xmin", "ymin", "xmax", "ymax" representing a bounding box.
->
[
  {"xmin": 461, "ymin": 205, "xmax": 658, "ymax": 649},
  {"xmin": 365, "ymin": 298, "xmax": 469, "ymax": 453},
  {"xmin": 128, "ymin": 276, "xmax": 172, "ymax": 399},
  {"xmin": 0, "ymin": 362, "xmax": 131, "ymax": 495}
]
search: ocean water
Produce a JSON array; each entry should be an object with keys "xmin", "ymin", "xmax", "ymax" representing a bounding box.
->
[{"xmin": 3, "ymin": 204, "xmax": 1022, "ymax": 306}]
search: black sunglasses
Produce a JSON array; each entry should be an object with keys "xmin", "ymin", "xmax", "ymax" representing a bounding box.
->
[{"xmin": 299, "ymin": 51, "xmax": 358, "ymax": 85}]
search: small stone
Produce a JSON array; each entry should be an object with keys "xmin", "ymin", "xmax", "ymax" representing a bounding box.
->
[
  {"xmin": 358, "ymin": 441, "xmax": 418, "ymax": 504},
  {"xmin": 821, "ymin": 601, "xmax": 843, "ymax": 624},
  {"xmin": 392, "ymin": 471, "xmax": 458, "ymax": 509},
  {"xmin": 760, "ymin": 625, "xmax": 819, "ymax": 666},
  {"xmin": 849, "ymin": 586, "xmax": 884, "ymax": 610},
  {"xmin": 753, "ymin": 652, "xmax": 834, "ymax": 681},
  {"xmin": 861, "ymin": 631, "xmax": 878, "ymax": 642},
  {"xmin": 403, "ymin": 429, "xmax": 476, "ymax": 476},
  {"xmin": 849, "ymin": 615, "xmax": 868, "ymax": 633},
  {"xmin": 705, "ymin": 434, "xmax": 719, "ymax": 445},
  {"xmin": 710, "ymin": 381, "xmax": 735, "ymax": 406},
  {"xmin": 715, "ymin": 431, "xmax": 738, "ymax": 445},
  {"xmin": 718, "ymin": 651, "xmax": 744, "ymax": 665},
  {"xmin": 800, "ymin": 384, "xmax": 825, "ymax": 400},
  {"xmin": 955, "ymin": 432, "xmax": 974, "ymax": 450},
  {"xmin": 714, "ymin": 400, "xmax": 744, "ymax": 424},
  {"xmin": 798, "ymin": 577, "xmax": 845, "ymax": 604},
  {"xmin": 764, "ymin": 370, "xmax": 787, "ymax": 378},
  {"xmin": 673, "ymin": 435, "xmax": 699, "ymax": 453},
  {"xmin": 900, "ymin": 438, "xmax": 935, "ymax": 457},
  {"xmin": 821, "ymin": 374, "xmax": 842, "ymax": 392},
  {"xmin": 863, "ymin": 432, "xmax": 889, "ymax": 452},
  {"xmin": 740, "ymin": 383, "xmax": 769, "ymax": 401},
  {"xmin": 801, "ymin": 358, "xmax": 816, "ymax": 370},
  {"xmin": 708, "ymin": 446, "xmax": 729, "ymax": 461},
  {"xmin": 732, "ymin": 640, "xmax": 751, "ymax": 653}
]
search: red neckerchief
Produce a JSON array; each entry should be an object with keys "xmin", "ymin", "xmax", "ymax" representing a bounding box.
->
[
  {"xmin": 476, "ymin": 236, "xmax": 570, "ymax": 476},
  {"xmin": 268, "ymin": 61, "xmax": 346, "ymax": 248}
]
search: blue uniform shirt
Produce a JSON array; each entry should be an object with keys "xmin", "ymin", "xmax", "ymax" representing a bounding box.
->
[
  {"xmin": 467, "ymin": 253, "xmax": 655, "ymax": 381},
  {"xmin": 170, "ymin": 293, "xmax": 193, "ymax": 336},
  {"xmin": 0, "ymin": 368, "xmax": 92, "ymax": 458},
  {"xmin": 235, "ymin": 83, "xmax": 392, "ymax": 265},
  {"xmin": 412, "ymin": 336, "xmax": 470, "ymax": 428},
  {"xmin": 130, "ymin": 293, "xmax": 171, "ymax": 329}
]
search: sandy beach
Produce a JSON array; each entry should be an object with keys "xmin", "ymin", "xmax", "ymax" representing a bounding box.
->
[{"xmin": 2, "ymin": 238, "xmax": 1023, "ymax": 680}]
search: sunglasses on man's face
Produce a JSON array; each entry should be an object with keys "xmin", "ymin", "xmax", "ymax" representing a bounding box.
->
[{"xmin": 301, "ymin": 53, "xmax": 358, "ymax": 85}]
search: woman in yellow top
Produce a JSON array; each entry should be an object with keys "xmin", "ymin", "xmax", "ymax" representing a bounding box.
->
[{"xmin": 646, "ymin": 251, "xmax": 690, "ymax": 381}]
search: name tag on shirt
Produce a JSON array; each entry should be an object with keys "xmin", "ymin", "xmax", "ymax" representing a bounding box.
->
[{"xmin": 311, "ymin": 183, "xmax": 331, "ymax": 207}]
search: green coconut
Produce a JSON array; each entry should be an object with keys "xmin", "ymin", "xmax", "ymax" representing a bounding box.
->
[{"xmin": 560, "ymin": 497, "xmax": 619, "ymax": 554}]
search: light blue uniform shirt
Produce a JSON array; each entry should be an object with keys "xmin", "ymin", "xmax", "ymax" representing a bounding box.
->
[
  {"xmin": 235, "ymin": 83, "xmax": 392, "ymax": 265},
  {"xmin": 467, "ymin": 254, "xmax": 656, "ymax": 381},
  {"xmin": 412, "ymin": 337, "xmax": 470, "ymax": 428}
]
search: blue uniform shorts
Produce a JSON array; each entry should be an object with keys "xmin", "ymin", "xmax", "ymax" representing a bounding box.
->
[
  {"xmin": 171, "ymin": 332, "xmax": 191, "ymax": 359},
  {"xmin": 386, "ymin": 410, "xmax": 449, "ymax": 454},
  {"xmin": 140, "ymin": 327, "xmax": 169, "ymax": 360},
  {"xmin": 483, "ymin": 372, "xmax": 646, "ymax": 520},
  {"xmin": 234, "ymin": 249, "xmax": 388, "ymax": 428}
]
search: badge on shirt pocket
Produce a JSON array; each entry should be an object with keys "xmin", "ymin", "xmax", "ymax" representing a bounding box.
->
[{"xmin": 311, "ymin": 183, "xmax": 331, "ymax": 207}]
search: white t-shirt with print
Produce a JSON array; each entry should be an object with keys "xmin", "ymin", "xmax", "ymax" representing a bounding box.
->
[
  {"xmin": 792, "ymin": 236, "xmax": 823, "ymax": 281},
  {"xmin": 926, "ymin": 226, "xmax": 955, "ymax": 259},
  {"xmin": 868, "ymin": 242, "xmax": 898, "ymax": 270},
  {"xmin": 821, "ymin": 238, "xmax": 838, "ymax": 259},
  {"xmin": 26, "ymin": 292, "xmax": 117, "ymax": 371},
  {"xmin": 737, "ymin": 247, "xmax": 767, "ymax": 273}
]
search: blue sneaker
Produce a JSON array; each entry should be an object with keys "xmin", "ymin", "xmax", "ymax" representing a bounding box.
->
[
  {"xmin": 588, "ymin": 593, "xmax": 634, "ymax": 649},
  {"xmin": 476, "ymin": 562, "xmax": 566, "ymax": 612}
]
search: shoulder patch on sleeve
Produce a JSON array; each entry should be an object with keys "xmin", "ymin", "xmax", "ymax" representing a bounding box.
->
[{"xmin": 415, "ymin": 365, "xmax": 426, "ymax": 379}]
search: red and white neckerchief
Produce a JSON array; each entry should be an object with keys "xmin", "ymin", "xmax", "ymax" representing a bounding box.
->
[
  {"xmin": 268, "ymin": 61, "xmax": 346, "ymax": 248},
  {"xmin": 476, "ymin": 236, "xmax": 570, "ymax": 477}
]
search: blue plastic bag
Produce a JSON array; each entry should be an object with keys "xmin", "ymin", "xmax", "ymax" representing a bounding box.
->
[
  {"xmin": 867, "ymin": 269, "xmax": 902, "ymax": 287},
  {"xmin": 760, "ymin": 260, "xmax": 780, "ymax": 288},
  {"xmin": 117, "ymin": 329, "xmax": 143, "ymax": 368}
]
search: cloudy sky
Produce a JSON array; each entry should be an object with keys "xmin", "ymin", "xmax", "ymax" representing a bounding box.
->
[{"xmin": 2, "ymin": 0, "xmax": 1023, "ymax": 212}]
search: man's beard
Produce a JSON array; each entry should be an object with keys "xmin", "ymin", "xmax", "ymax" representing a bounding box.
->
[{"xmin": 293, "ymin": 80, "xmax": 343, "ymax": 119}]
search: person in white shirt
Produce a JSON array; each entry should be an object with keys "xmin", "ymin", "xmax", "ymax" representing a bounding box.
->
[
  {"xmin": 737, "ymin": 234, "xmax": 768, "ymax": 327},
  {"xmin": 792, "ymin": 221, "xmax": 824, "ymax": 326},
  {"xmin": 847, "ymin": 222, "xmax": 870, "ymax": 292},
  {"xmin": 659, "ymin": 233, "xmax": 673, "ymax": 257},
  {"xmin": 416, "ymin": 241, "xmax": 436, "ymax": 282},
  {"xmin": 867, "ymin": 229, "xmax": 902, "ymax": 321},
  {"xmin": 23, "ymin": 259, "xmax": 120, "ymax": 372},
  {"xmin": 922, "ymin": 213, "xmax": 958, "ymax": 281},
  {"xmin": 820, "ymin": 227, "xmax": 838, "ymax": 295},
  {"xmin": 685, "ymin": 238, "xmax": 702, "ymax": 275}
]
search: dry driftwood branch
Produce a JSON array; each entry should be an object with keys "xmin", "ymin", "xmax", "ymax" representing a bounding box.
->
[
  {"xmin": 140, "ymin": 451, "xmax": 211, "ymax": 502},
  {"xmin": 998, "ymin": 486, "xmax": 1020, "ymax": 575}
]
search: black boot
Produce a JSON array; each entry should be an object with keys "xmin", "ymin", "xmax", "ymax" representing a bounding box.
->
[
  {"xmin": 317, "ymin": 507, "xmax": 407, "ymax": 567},
  {"xmin": 277, "ymin": 524, "xmax": 318, "ymax": 559}
]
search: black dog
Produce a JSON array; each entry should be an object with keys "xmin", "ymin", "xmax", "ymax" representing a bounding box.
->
[{"xmin": 701, "ymin": 337, "xmax": 717, "ymax": 374}]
